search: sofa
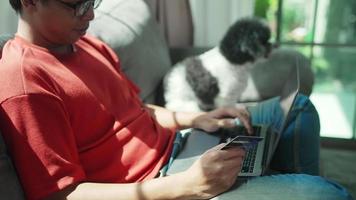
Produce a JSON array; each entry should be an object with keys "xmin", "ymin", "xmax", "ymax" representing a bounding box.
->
[{"xmin": 0, "ymin": 0, "xmax": 315, "ymax": 199}]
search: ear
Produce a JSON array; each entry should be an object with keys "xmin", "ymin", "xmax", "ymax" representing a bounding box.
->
[
  {"xmin": 20, "ymin": 0, "xmax": 42, "ymax": 14},
  {"xmin": 20, "ymin": 0, "xmax": 34, "ymax": 6},
  {"xmin": 20, "ymin": 0, "xmax": 39, "ymax": 8}
]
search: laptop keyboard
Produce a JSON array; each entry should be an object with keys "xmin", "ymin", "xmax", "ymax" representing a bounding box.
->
[
  {"xmin": 241, "ymin": 145, "xmax": 258, "ymax": 173},
  {"xmin": 218, "ymin": 125, "xmax": 262, "ymax": 174}
]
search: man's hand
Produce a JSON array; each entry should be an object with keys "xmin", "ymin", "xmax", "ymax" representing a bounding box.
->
[
  {"xmin": 192, "ymin": 106, "xmax": 253, "ymax": 134},
  {"xmin": 144, "ymin": 104, "xmax": 252, "ymax": 134},
  {"xmin": 180, "ymin": 145, "xmax": 246, "ymax": 199}
]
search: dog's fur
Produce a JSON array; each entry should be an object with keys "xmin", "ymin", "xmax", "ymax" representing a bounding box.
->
[{"xmin": 163, "ymin": 18, "xmax": 271, "ymax": 112}]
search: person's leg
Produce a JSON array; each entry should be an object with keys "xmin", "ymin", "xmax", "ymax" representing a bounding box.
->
[
  {"xmin": 213, "ymin": 174, "xmax": 353, "ymax": 200},
  {"xmin": 272, "ymin": 94, "xmax": 320, "ymax": 175},
  {"xmin": 247, "ymin": 94, "xmax": 320, "ymax": 175}
]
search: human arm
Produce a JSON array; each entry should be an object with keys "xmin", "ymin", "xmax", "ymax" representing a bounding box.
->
[
  {"xmin": 45, "ymin": 145, "xmax": 245, "ymax": 200},
  {"xmin": 43, "ymin": 102, "xmax": 248, "ymax": 200},
  {"xmin": 144, "ymin": 104, "xmax": 253, "ymax": 133},
  {"xmin": 0, "ymin": 95, "xmax": 246, "ymax": 200}
]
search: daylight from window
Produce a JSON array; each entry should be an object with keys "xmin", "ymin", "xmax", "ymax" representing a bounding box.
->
[{"xmin": 257, "ymin": 0, "xmax": 356, "ymax": 139}]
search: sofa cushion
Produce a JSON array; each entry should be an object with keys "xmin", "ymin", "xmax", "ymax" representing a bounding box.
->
[
  {"xmin": 240, "ymin": 48, "xmax": 314, "ymax": 102},
  {"xmin": 88, "ymin": 0, "xmax": 172, "ymax": 104}
]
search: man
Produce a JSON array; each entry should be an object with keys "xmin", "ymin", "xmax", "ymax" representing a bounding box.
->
[{"xmin": 0, "ymin": 0, "xmax": 352, "ymax": 200}]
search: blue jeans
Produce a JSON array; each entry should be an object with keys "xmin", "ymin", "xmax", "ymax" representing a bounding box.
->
[
  {"xmin": 247, "ymin": 94, "xmax": 320, "ymax": 175},
  {"xmin": 215, "ymin": 174, "xmax": 353, "ymax": 200}
]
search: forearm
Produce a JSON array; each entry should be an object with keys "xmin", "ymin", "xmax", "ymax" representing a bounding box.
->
[
  {"xmin": 145, "ymin": 104, "xmax": 204, "ymax": 130},
  {"xmin": 47, "ymin": 173, "xmax": 195, "ymax": 200}
]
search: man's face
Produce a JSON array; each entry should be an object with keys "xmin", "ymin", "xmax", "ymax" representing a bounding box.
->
[{"xmin": 31, "ymin": 0, "xmax": 97, "ymax": 45}]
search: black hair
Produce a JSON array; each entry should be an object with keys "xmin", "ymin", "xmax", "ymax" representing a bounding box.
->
[
  {"xmin": 9, "ymin": 0, "xmax": 22, "ymax": 13},
  {"xmin": 9, "ymin": 0, "xmax": 49, "ymax": 13}
]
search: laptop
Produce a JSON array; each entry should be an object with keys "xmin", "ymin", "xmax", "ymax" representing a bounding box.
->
[{"xmin": 167, "ymin": 61, "xmax": 300, "ymax": 177}]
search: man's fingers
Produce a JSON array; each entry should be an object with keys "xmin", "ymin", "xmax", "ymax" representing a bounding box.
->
[
  {"xmin": 195, "ymin": 106, "xmax": 253, "ymax": 134},
  {"xmin": 215, "ymin": 114, "xmax": 253, "ymax": 135},
  {"xmin": 239, "ymin": 117, "xmax": 253, "ymax": 135},
  {"xmin": 217, "ymin": 118, "xmax": 236, "ymax": 128},
  {"xmin": 234, "ymin": 109, "xmax": 253, "ymax": 135}
]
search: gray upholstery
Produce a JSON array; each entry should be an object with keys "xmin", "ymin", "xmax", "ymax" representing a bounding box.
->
[
  {"xmin": 0, "ymin": 35, "xmax": 12, "ymax": 47},
  {"xmin": 0, "ymin": 35, "xmax": 12, "ymax": 58},
  {"xmin": 242, "ymin": 48, "xmax": 315, "ymax": 101},
  {"xmin": 88, "ymin": 0, "xmax": 172, "ymax": 104},
  {"xmin": 0, "ymin": 36, "xmax": 25, "ymax": 200}
]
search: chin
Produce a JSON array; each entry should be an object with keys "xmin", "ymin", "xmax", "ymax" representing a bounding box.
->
[{"xmin": 163, "ymin": 17, "xmax": 271, "ymax": 112}]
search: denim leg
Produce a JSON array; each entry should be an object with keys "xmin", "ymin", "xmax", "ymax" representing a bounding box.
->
[
  {"xmin": 247, "ymin": 94, "xmax": 320, "ymax": 175},
  {"xmin": 213, "ymin": 174, "xmax": 353, "ymax": 200},
  {"xmin": 247, "ymin": 96, "xmax": 284, "ymax": 133}
]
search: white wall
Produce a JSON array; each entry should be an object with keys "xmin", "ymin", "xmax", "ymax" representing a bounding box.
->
[
  {"xmin": 190, "ymin": 0, "xmax": 255, "ymax": 47},
  {"xmin": 0, "ymin": 1, "xmax": 18, "ymax": 35}
]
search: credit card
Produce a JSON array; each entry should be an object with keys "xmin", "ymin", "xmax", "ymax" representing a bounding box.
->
[{"xmin": 219, "ymin": 135, "xmax": 264, "ymax": 150}]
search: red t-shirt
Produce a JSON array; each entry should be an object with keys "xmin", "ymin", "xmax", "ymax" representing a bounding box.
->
[{"xmin": 0, "ymin": 35, "xmax": 175, "ymax": 200}]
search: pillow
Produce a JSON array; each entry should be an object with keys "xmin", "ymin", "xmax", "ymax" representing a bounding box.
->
[{"xmin": 88, "ymin": 0, "xmax": 172, "ymax": 104}]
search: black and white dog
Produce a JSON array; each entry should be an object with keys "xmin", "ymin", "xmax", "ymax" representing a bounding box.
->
[{"xmin": 163, "ymin": 17, "xmax": 272, "ymax": 112}]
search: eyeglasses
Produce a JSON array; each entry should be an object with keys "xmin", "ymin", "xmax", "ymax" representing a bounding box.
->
[{"xmin": 55, "ymin": 0, "xmax": 102, "ymax": 17}]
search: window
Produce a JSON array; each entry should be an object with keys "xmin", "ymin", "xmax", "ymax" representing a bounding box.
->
[{"xmin": 258, "ymin": 0, "xmax": 356, "ymax": 139}]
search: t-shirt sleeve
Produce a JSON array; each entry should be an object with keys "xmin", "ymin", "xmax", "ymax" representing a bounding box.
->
[{"xmin": 0, "ymin": 94, "xmax": 86, "ymax": 200}]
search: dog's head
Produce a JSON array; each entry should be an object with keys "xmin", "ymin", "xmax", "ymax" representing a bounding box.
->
[{"xmin": 220, "ymin": 17, "xmax": 271, "ymax": 65}]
